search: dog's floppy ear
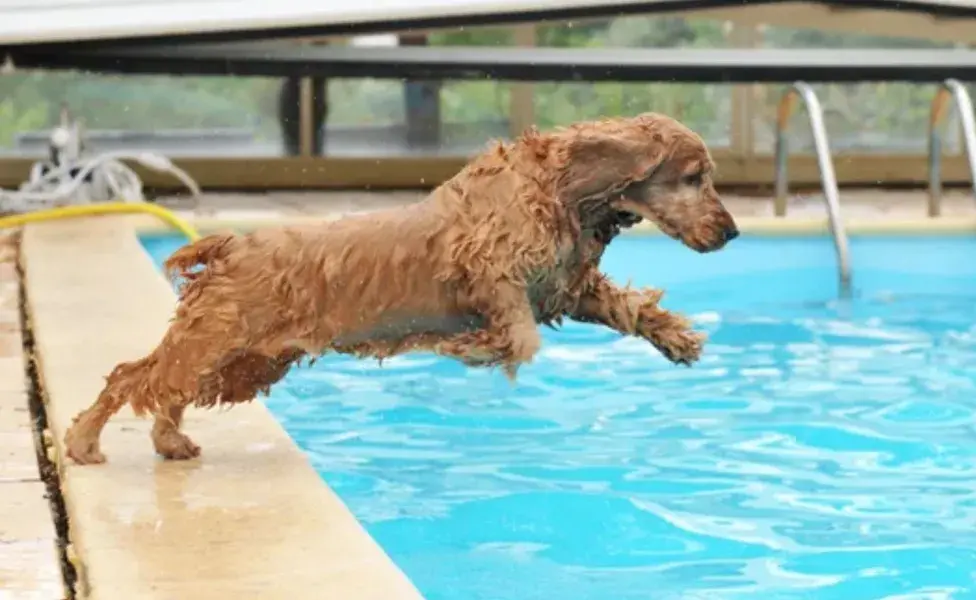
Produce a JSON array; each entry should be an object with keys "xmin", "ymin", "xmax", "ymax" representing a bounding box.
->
[{"xmin": 556, "ymin": 130, "xmax": 668, "ymax": 203}]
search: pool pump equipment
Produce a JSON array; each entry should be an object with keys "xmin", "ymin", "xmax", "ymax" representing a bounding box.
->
[{"xmin": 0, "ymin": 104, "xmax": 200, "ymax": 214}]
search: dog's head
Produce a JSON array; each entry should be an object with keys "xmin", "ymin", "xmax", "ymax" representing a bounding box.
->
[{"xmin": 554, "ymin": 112, "xmax": 738, "ymax": 253}]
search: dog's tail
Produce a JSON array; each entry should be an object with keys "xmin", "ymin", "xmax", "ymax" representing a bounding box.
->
[{"xmin": 163, "ymin": 233, "xmax": 236, "ymax": 280}]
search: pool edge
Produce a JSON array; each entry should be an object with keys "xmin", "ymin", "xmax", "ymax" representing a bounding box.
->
[
  {"xmin": 131, "ymin": 214, "xmax": 976, "ymax": 237},
  {"xmin": 20, "ymin": 216, "xmax": 425, "ymax": 600},
  {"xmin": 0, "ymin": 231, "xmax": 65, "ymax": 598}
]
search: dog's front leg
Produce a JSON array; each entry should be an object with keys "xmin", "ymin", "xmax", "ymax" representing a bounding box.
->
[
  {"xmin": 436, "ymin": 278, "xmax": 541, "ymax": 379},
  {"xmin": 568, "ymin": 271, "xmax": 704, "ymax": 366}
]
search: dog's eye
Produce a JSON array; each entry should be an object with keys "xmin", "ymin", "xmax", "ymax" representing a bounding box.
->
[{"xmin": 682, "ymin": 173, "xmax": 703, "ymax": 187}]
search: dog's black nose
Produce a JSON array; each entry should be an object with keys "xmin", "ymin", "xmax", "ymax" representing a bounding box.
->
[{"xmin": 724, "ymin": 225, "xmax": 740, "ymax": 242}]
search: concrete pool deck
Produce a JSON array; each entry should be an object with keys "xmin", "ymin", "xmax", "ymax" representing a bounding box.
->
[
  {"xmin": 0, "ymin": 231, "xmax": 64, "ymax": 599},
  {"xmin": 5, "ymin": 187, "xmax": 976, "ymax": 598},
  {"xmin": 16, "ymin": 219, "xmax": 423, "ymax": 599},
  {"xmin": 142, "ymin": 189, "xmax": 976, "ymax": 236}
]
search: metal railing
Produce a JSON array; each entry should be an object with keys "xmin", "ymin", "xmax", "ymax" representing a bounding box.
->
[
  {"xmin": 927, "ymin": 78, "xmax": 976, "ymax": 217},
  {"xmin": 774, "ymin": 81, "xmax": 852, "ymax": 298}
]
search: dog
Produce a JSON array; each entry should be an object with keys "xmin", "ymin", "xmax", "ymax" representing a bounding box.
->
[{"xmin": 63, "ymin": 112, "xmax": 739, "ymax": 465}]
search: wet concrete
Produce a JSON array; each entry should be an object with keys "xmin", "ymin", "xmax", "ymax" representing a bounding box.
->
[
  {"xmin": 18, "ymin": 220, "xmax": 423, "ymax": 600},
  {"xmin": 137, "ymin": 188, "xmax": 976, "ymax": 239},
  {"xmin": 152, "ymin": 188, "xmax": 976, "ymax": 222},
  {"xmin": 0, "ymin": 232, "xmax": 64, "ymax": 599}
]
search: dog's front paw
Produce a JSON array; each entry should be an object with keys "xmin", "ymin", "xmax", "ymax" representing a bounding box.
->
[{"xmin": 658, "ymin": 329, "xmax": 706, "ymax": 366}]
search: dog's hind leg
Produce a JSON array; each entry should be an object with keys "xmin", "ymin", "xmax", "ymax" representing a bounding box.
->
[
  {"xmin": 150, "ymin": 404, "xmax": 200, "ymax": 461},
  {"xmin": 64, "ymin": 357, "xmax": 154, "ymax": 465},
  {"xmin": 65, "ymin": 308, "xmax": 252, "ymax": 464},
  {"xmin": 150, "ymin": 348, "xmax": 304, "ymax": 460}
]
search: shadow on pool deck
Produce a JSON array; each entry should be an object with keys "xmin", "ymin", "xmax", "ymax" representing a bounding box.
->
[{"xmin": 15, "ymin": 219, "xmax": 423, "ymax": 600}]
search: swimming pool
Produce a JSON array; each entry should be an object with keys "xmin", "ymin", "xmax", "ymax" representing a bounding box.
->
[{"xmin": 141, "ymin": 233, "xmax": 976, "ymax": 600}]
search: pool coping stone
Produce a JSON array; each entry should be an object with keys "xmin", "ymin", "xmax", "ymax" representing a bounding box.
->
[{"xmin": 19, "ymin": 218, "xmax": 424, "ymax": 600}]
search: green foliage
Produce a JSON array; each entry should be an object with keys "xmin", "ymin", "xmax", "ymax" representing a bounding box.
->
[
  {"xmin": 428, "ymin": 27, "xmax": 512, "ymax": 47},
  {"xmin": 0, "ymin": 70, "xmax": 281, "ymax": 146},
  {"xmin": 0, "ymin": 17, "xmax": 965, "ymax": 154}
]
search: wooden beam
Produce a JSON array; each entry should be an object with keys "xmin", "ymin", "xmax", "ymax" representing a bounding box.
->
[
  {"xmin": 298, "ymin": 77, "xmax": 314, "ymax": 156},
  {"xmin": 509, "ymin": 24, "xmax": 536, "ymax": 139},
  {"xmin": 727, "ymin": 19, "xmax": 761, "ymax": 156},
  {"xmin": 0, "ymin": 153, "xmax": 970, "ymax": 191}
]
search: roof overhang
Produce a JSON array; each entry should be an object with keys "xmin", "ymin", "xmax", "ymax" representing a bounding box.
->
[
  {"xmin": 12, "ymin": 42, "xmax": 976, "ymax": 83},
  {"xmin": 2, "ymin": 0, "xmax": 975, "ymax": 49}
]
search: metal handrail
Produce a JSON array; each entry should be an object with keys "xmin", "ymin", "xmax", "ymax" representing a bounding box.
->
[
  {"xmin": 927, "ymin": 78, "xmax": 976, "ymax": 217},
  {"xmin": 774, "ymin": 81, "xmax": 852, "ymax": 298}
]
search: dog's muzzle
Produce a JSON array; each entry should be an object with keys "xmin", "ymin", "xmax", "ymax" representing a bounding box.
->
[{"xmin": 695, "ymin": 216, "xmax": 740, "ymax": 253}]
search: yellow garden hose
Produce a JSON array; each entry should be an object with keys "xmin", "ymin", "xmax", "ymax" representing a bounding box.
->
[{"xmin": 0, "ymin": 202, "xmax": 200, "ymax": 241}]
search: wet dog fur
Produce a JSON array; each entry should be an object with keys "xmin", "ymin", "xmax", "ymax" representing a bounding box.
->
[{"xmin": 64, "ymin": 112, "xmax": 739, "ymax": 464}]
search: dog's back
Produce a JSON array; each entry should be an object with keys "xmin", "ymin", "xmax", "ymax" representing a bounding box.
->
[{"xmin": 165, "ymin": 200, "xmax": 478, "ymax": 352}]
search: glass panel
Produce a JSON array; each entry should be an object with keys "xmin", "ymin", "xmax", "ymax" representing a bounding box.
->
[
  {"xmin": 324, "ymin": 77, "xmax": 511, "ymax": 157},
  {"xmin": 0, "ymin": 72, "xmax": 282, "ymax": 157},
  {"xmin": 324, "ymin": 77, "xmax": 407, "ymax": 157},
  {"xmin": 325, "ymin": 26, "xmax": 513, "ymax": 157},
  {"xmin": 533, "ymin": 16, "xmax": 733, "ymax": 147},
  {"xmin": 755, "ymin": 26, "xmax": 958, "ymax": 155},
  {"xmin": 429, "ymin": 27, "xmax": 513, "ymax": 155},
  {"xmin": 0, "ymin": 60, "xmax": 513, "ymax": 159}
]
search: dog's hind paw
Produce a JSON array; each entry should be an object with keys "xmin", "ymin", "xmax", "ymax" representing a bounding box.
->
[
  {"xmin": 154, "ymin": 431, "xmax": 202, "ymax": 461},
  {"xmin": 64, "ymin": 427, "xmax": 107, "ymax": 465},
  {"xmin": 66, "ymin": 445, "xmax": 107, "ymax": 465}
]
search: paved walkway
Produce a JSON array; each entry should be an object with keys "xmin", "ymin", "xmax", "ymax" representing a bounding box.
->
[{"xmin": 0, "ymin": 232, "xmax": 63, "ymax": 599}]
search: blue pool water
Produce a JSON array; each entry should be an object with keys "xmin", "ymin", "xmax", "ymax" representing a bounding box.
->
[{"xmin": 141, "ymin": 234, "xmax": 976, "ymax": 600}]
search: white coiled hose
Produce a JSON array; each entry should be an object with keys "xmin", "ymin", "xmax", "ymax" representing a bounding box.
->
[
  {"xmin": 0, "ymin": 111, "xmax": 201, "ymax": 213},
  {"xmin": 0, "ymin": 151, "xmax": 201, "ymax": 213}
]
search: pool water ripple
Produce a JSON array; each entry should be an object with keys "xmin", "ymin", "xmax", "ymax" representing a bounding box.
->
[
  {"xmin": 270, "ymin": 304, "xmax": 976, "ymax": 599},
  {"xmin": 141, "ymin": 235, "xmax": 976, "ymax": 599}
]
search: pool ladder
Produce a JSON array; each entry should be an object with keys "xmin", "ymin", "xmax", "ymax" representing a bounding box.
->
[
  {"xmin": 927, "ymin": 78, "xmax": 976, "ymax": 218},
  {"xmin": 773, "ymin": 81, "xmax": 853, "ymax": 298},
  {"xmin": 772, "ymin": 78, "xmax": 976, "ymax": 300}
]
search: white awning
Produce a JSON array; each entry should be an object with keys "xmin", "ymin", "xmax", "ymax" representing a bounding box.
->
[
  {"xmin": 0, "ymin": 0, "xmax": 684, "ymax": 45},
  {"xmin": 1, "ymin": 0, "xmax": 974, "ymax": 47}
]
